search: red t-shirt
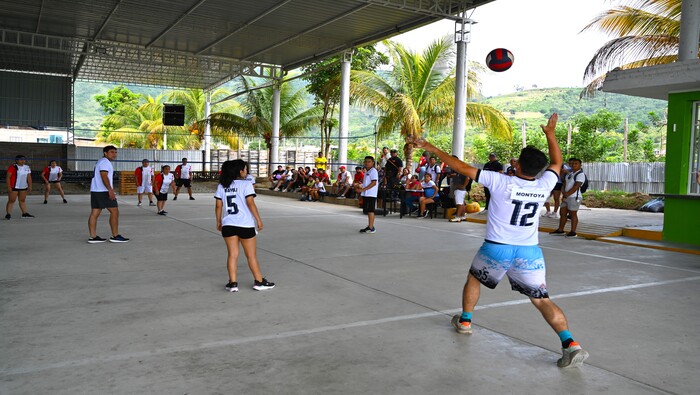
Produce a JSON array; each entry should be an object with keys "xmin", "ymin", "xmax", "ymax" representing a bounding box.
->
[{"xmin": 353, "ymin": 172, "xmax": 364, "ymax": 183}]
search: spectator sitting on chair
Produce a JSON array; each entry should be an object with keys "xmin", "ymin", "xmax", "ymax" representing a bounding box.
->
[
  {"xmin": 318, "ymin": 168, "xmax": 331, "ymax": 186},
  {"xmin": 269, "ymin": 165, "xmax": 285, "ymax": 187},
  {"xmin": 418, "ymin": 173, "xmax": 439, "ymax": 218},
  {"xmin": 332, "ymin": 166, "xmax": 352, "ymax": 198},
  {"xmin": 403, "ymin": 174, "xmax": 422, "ymax": 215},
  {"xmin": 399, "ymin": 168, "xmax": 411, "ymax": 186},
  {"xmin": 351, "ymin": 166, "xmax": 365, "ymax": 199}
]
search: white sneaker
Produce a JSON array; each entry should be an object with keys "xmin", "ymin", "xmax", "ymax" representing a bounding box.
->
[
  {"xmin": 557, "ymin": 343, "xmax": 589, "ymax": 368},
  {"xmin": 478, "ymin": 209, "xmax": 488, "ymax": 215},
  {"xmin": 552, "ymin": 212, "xmax": 559, "ymax": 218},
  {"xmin": 541, "ymin": 211, "xmax": 549, "ymax": 217},
  {"xmin": 449, "ymin": 217, "xmax": 462, "ymax": 223}
]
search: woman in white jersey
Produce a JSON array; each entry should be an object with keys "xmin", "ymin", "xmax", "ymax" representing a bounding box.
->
[
  {"xmin": 5, "ymin": 154, "xmax": 34, "ymax": 219},
  {"xmin": 215, "ymin": 159, "xmax": 275, "ymax": 292},
  {"xmin": 153, "ymin": 165, "xmax": 175, "ymax": 216},
  {"xmin": 41, "ymin": 160, "xmax": 67, "ymax": 204}
]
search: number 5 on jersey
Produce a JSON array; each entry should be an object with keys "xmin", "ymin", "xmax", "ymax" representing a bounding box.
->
[{"xmin": 226, "ymin": 194, "xmax": 239, "ymax": 215}]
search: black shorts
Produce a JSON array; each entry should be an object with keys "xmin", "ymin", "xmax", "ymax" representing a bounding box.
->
[
  {"xmin": 176, "ymin": 179, "xmax": 191, "ymax": 188},
  {"xmin": 49, "ymin": 180, "xmax": 60, "ymax": 184},
  {"xmin": 222, "ymin": 226, "xmax": 256, "ymax": 239},
  {"xmin": 553, "ymin": 182, "xmax": 563, "ymax": 191},
  {"xmin": 91, "ymin": 192, "xmax": 118, "ymax": 209},
  {"xmin": 156, "ymin": 193, "xmax": 168, "ymax": 201},
  {"xmin": 11, "ymin": 188, "xmax": 28, "ymax": 192},
  {"xmin": 362, "ymin": 197, "xmax": 377, "ymax": 214}
]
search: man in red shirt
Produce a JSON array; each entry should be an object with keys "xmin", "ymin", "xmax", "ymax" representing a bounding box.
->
[{"xmin": 352, "ymin": 166, "xmax": 365, "ymax": 199}]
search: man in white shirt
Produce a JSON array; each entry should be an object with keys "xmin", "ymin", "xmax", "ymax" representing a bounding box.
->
[
  {"xmin": 174, "ymin": 158, "xmax": 194, "ymax": 201},
  {"xmin": 135, "ymin": 159, "xmax": 155, "ymax": 207},
  {"xmin": 88, "ymin": 146, "xmax": 129, "ymax": 243},
  {"xmin": 550, "ymin": 158, "xmax": 586, "ymax": 237},
  {"xmin": 412, "ymin": 114, "xmax": 588, "ymax": 369},
  {"xmin": 357, "ymin": 156, "xmax": 379, "ymax": 234},
  {"xmin": 332, "ymin": 166, "xmax": 352, "ymax": 198}
]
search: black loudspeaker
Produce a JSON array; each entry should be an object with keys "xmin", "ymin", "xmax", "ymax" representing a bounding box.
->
[{"xmin": 163, "ymin": 104, "xmax": 185, "ymax": 126}]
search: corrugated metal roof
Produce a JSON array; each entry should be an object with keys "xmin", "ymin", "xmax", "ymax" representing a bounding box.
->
[{"xmin": 0, "ymin": 0, "xmax": 496, "ymax": 88}]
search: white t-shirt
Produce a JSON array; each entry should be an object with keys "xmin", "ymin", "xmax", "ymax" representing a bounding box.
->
[
  {"xmin": 315, "ymin": 182, "xmax": 326, "ymax": 193},
  {"xmin": 421, "ymin": 180, "xmax": 438, "ymax": 197},
  {"xmin": 477, "ymin": 169, "xmax": 558, "ymax": 246},
  {"xmin": 564, "ymin": 170, "xmax": 586, "ymax": 199},
  {"xmin": 159, "ymin": 173, "xmax": 175, "ymax": 194},
  {"xmin": 90, "ymin": 157, "xmax": 113, "ymax": 192},
  {"xmin": 339, "ymin": 170, "xmax": 352, "ymax": 185},
  {"xmin": 361, "ymin": 167, "xmax": 379, "ymax": 198},
  {"xmin": 48, "ymin": 166, "xmax": 62, "ymax": 181},
  {"xmin": 141, "ymin": 166, "xmax": 153, "ymax": 187},
  {"xmin": 12, "ymin": 164, "xmax": 31, "ymax": 189},
  {"xmin": 425, "ymin": 163, "xmax": 440, "ymax": 182},
  {"xmin": 215, "ymin": 180, "xmax": 257, "ymax": 228},
  {"xmin": 245, "ymin": 174, "xmax": 256, "ymax": 184},
  {"xmin": 178, "ymin": 163, "xmax": 192, "ymax": 179}
]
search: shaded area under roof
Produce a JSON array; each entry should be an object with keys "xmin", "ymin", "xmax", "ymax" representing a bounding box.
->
[{"xmin": 0, "ymin": 0, "xmax": 495, "ymax": 89}]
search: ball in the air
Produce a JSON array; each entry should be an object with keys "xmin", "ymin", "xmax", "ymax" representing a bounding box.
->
[{"xmin": 486, "ymin": 48, "xmax": 514, "ymax": 72}]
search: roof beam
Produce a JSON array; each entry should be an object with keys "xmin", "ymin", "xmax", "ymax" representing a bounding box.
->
[
  {"xmin": 195, "ymin": 0, "xmax": 295, "ymax": 55},
  {"xmin": 145, "ymin": 0, "xmax": 209, "ymax": 48},
  {"xmin": 35, "ymin": 0, "xmax": 45, "ymax": 33},
  {"xmin": 73, "ymin": 0, "xmax": 123, "ymax": 81},
  {"xmin": 350, "ymin": 0, "xmax": 472, "ymax": 21},
  {"xmin": 242, "ymin": 3, "xmax": 371, "ymax": 61}
]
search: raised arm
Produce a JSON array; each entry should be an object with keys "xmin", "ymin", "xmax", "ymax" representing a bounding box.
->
[{"xmin": 542, "ymin": 113, "xmax": 562, "ymax": 174}]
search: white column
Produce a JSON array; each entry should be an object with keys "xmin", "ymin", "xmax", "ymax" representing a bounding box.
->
[
  {"xmin": 204, "ymin": 91, "xmax": 211, "ymax": 171},
  {"xmin": 271, "ymin": 82, "xmax": 281, "ymax": 168},
  {"xmin": 163, "ymin": 128, "xmax": 167, "ymax": 150},
  {"xmin": 679, "ymin": 0, "xmax": 700, "ymax": 61},
  {"xmin": 338, "ymin": 51, "xmax": 352, "ymax": 169},
  {"xmin": 452, "ymin": 17, "xmax": 471, "ymax": 160}
]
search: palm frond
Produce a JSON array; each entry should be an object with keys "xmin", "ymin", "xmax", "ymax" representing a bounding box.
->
[
  {"xmin": 580, "ymin": 54, "xmax": 677, "ymax": 98},
  {"xmin": 465, "ymin": 103, "xmax": 513, "ymax": 140},
  {"xmin": 583, "ymin": 35, "xmax": 679, "ymax": 82}
]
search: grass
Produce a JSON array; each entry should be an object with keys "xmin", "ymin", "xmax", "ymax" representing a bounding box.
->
[{"xmin": 582, "ymin": 190, "xmax": 652, "ymax": 210}]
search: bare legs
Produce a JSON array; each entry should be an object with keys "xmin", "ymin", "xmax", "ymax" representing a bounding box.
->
[
  {"xmin": 557, "ymin": 207, "xmax": 578, "ymax": 233},
  {"xmin": 224, "ymin": 236, "xmax": 263, "ymax": 283},
  {"xmin": 6, "ymin": 191, "xmax": 28, "ymax": 215},
  {"xmin": 88, "ymin": 207, "xmax": 119, "ymax": 238}
]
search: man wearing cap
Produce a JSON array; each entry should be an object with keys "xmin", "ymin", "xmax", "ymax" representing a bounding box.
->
[
  {"xmin": 481, "ymin": 152, "xmax": 504, "ymax": 214},
  {"xmin": 134, "ymin": 159, "xmax": 155, "ymax": 207},
  {"xmin": 332, "ymin": 166, "xmax": 353, "ymax": 198},
  {"xmin": 384, "ymin": 149, "xmax": 403, "ymax": 189}
]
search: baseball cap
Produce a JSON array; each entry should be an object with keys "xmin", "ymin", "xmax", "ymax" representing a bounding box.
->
[
  {"xmin": 489, "ymin": 152, "xmax": 497, "ymax": 157},
  {"xmin": 390, "ymin": 149, "xmax": 397, "ymax": 153},
  {"xmin": 340, "ymin": 166, "xmax": 346, "ymax": 170},
  {"xmin": 142, "ymin": 159, "xmax": 149, "ymax": 162}
]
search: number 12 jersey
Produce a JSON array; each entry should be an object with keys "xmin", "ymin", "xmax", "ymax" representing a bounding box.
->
[
  {"xmin": 215, "ymin": 180, "xmax": 257, "ymax": 228},
  {"xmin": 476, "ymin": 169, "xmax": 558, "ymax": 246}
]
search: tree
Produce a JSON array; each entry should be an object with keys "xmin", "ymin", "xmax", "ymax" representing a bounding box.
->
[
  {"xmin": 301, "ymin": 45, "xmax": 389, "ymax": 158},
  {"xmin": 166, "ymin": 88, "xmax": 241, "ymax": 148},
  {"xmin": 208, "ymin": 78, "xmax": 323, "ymax": 165},
  {"xmin": 94, "ymin": 85, "xmax": 141, "ymax": 131},
  {"xmin": 350, "ymin": 37, "xmax": 512, "ymax": 168},
  {"xmin": 570, "ymin": 109, "xmax": 623, "ymax": 162},
  {"xmin": 580, "ymin": 0, "xmax": 684, "ymax": 97}
]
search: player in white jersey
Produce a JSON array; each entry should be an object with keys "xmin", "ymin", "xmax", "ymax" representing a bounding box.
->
[
  {"xmin": 134, "ymin": 159, "xmax": 155, "ymax": 207},
  {"xmin": 411, "ymin": 114, "xmax": 588, "ymax": 369},
  {"xmin": 153, "ymin": 165, "xmax": 176, "ymax": 216},
  {"xmin": 41, "ymin": 160, "xmax": 67, "ymax": 204},
  {"xmin": 215, "ymin": 159, "xmax": 274, "ymax": 292},
  {"xmin": 5, "ymin": 154, "xmax": 34, "ymax": 219},
  {"xmin": 174, "ymin": 158, "xmax": 194, "ymax": 200}
]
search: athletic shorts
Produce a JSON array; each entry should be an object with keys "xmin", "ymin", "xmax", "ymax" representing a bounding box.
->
[
  {"xmin": 176, "ymin": 179, "xmax": 191, "ymax": 188},
  {"xmin": 137, "ymin": 186, "xmax": 152, "ymax": 194},
  {"xmin": 362, "ymin": 197, "xmax": 376, "ymax": 214},
  {"xmin": 553, "ymin": 182, "xmax": 563, "ymax": 191},
  {"xmin": 49, "ymin": 180, "xmax": 60, "ymax": 184},
  {"xmin": 90, "ymin": 192, "xmax": 118, "ymax": 209},
  {"xmin": 221, "ymin": 225, "xmax": 256, "ymax": 239},
  {"xmin": 11, "ymin": 188, "xmax": 28, "ymax": 192},
  {"xmin": 561, "ymin": 196, "xmax": 581, "ymax": 211},
  {"xmin": 454, "ymin": 189, "xmax": 467, "ymax": 205},
  {"xmin": 156, "ymin": 193, "xmax": 168, "ymax": 201},
  {"xmin": 469, "ymin": 241, "xmax": 549, "ymax": 298}
]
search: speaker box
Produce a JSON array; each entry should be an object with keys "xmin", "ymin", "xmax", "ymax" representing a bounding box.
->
[{"xmin": 163, "ymin": 104, "xmax": 185, "ymax": 126}]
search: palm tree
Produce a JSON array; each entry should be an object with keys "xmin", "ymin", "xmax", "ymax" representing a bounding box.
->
[
  {"xmin": 167, "ymin": 87, "xmax": 241, "ymax": 148},
  {"xmin": 208, "ymin": 78, "xmax": 323, "ymax": 165},
  {"xmin": 350, "ymin": 36, "xmax": 512, "ymax": 167},
  {"xmin": 580, "ymin": 0, "xmax": 684, "ymax": 97}
]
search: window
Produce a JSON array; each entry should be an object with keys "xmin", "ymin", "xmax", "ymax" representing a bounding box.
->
[{"xmin": 690, "ymin": 102, "xmax": 700, "ymax": 194}]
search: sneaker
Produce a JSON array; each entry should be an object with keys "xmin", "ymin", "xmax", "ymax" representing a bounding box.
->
[
  {"xmin": 478, "ymin": 209, "xmax": 488, "ymax": 215},
  {"xmin": 137, "ymin": 201, "xmax": 142, "ymax": 206},
  {"xmin": 173, "ymin": 196, "xmax": 177, "ymax": 201},
  {"xmin": 550, "ymin": 229, "xmax": 566, "ymax": 235},
  {"xmin": 449, "ymin": 217, "xmax": 462, "ymax": 223},
  {"xmin": 557, "ymin": 343, "xmax": 589, "ymax": 368},
  {"xmin": 367, "ymin": 227, "xmax": 376, "ymax": 234},
  {"xmin": 88, "ymin": 236, "xmax": 107, "ymax": 244},
  {"xmin": 337, "ymin": 196, "xmax": 345, "ymax": 199},
  {"xmin": 421, "ymin": 211, "xmax": 429, "ymax": 218},
  {"xmin": 253, "ymin": 278, "xmax": 275, "ymax": 291},
  {"xmin": 21, "ymin": 213, "xmax": 35, "ymax": 218},
  {"xmin": 43, "ymin": 200, "xmax": 47, "ymax": 204},
  {"xmin": 63, "ymin": 199, "xmax": 67, "ymax": 204},
  {"xmin": 451, "ymin": 315, "xmax": 473, "ymax": 335},
  {"xmin": 225, "ymin": 281, "xmax": 239, "ymax": 293},
  {"xmin": 565, "ymin": 232, "xmax": 578, "ymax": 238},
  {"xmin": 158, "ymin": 211, "xmax": 166, "ymax": 216},
  {"xmin": 359, "ymin": 226, "xmax": 372, "ymax": 233},
  {"xmin": 552, "ymin": 212, "xmax": 559, "ymax": 218},
  {"xmin": 149, "ymin": 202, "xmax": 156, "ymax": 206},
  {"xmin": 109, "ymin": 235, "xmax": 130, "ymax": 243},
  {"xmin": 273, "ymin": 188, "xmax": 280, "ymax": 191},
  {"xmin": 189, "ymin": 197, "xmax": 195, "ymax": 200},
  {"xmin": 5, "ymin": 214, "xmax": 10, "ymax": 220}
]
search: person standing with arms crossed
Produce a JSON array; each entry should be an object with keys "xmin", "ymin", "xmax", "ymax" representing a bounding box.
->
[
  {"xmin": 173, "ymin": 158, "xmax": 194, "ymax": 200},
  {"xmin": 357, "ymin": 156, "xmax": 379, "ymax": 234},
  {"xmin": 411, "ymin": 114, "xmax": 588, "ymax": 369},
  {"xmin": 88, "ymin": 146, "xmax": 128, "ymax": 243},
  {"xmin": 134, "ymin": 159, "xmax": 155, "ymax": 207},
  {"xmin": 153, "ymin": 165, "xmax": 176, "ymax": 216},
  {"xmin": 5, "ymin": 155, "xmax": 34, "ymax": 219},
  {"xmin": 215, "ymin": 159, "xmax": 274, "ymax": 292}
]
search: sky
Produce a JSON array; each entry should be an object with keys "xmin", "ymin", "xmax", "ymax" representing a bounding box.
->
[{"xmin": 392, "ymin": 0, "xmax": 612, "ymax": 97}]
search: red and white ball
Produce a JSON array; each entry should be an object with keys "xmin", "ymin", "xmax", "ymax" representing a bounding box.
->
[{"xmin": 486, "ymin": 48, "xmax": 514, "ymax": 72}]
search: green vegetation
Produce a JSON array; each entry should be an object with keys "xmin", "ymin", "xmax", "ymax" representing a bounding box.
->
[{"xmin": 582, "ymin": 190, "xmax": 652, "ymax": 210}]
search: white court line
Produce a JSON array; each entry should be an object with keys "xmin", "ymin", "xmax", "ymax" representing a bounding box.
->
[{"xmin": 3, "ymin": 275, "xmax": 699, "ymax": 377}]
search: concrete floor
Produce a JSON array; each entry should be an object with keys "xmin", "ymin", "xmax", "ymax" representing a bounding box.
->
[{"xmin": 1, "ymin": 194, "xmax": 698, "ymax": 394}]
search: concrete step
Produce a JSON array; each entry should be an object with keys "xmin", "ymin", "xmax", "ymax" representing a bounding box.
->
[{"xmin": 597, "ymin": 236, "xmax": 700, "ymax": 255}]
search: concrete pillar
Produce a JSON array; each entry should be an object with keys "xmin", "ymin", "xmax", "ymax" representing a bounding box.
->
[
  {"xmin": 338, "ymin": 51, "xmax": 352, "ymax": 169},
  {"xmin": 678, "ymin": 0, "xmax": 700, "ymax": 61},
  {"xmin": 452, "ymin": 17, "xmax": 471, "ymax": 160},
  {"xmin": 271, "ymin": 82, "xmax": 281, "ymax": 168},
  {"xmin": 204, "ymin": 92, "xmax": 211, "ymax": 171}
]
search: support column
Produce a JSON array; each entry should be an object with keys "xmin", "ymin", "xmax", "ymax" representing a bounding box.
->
[
  {"xmin": 452, "ymin": 16, "xmax": 473, "ymax": 160},
  {"xmin": 338, "ymin": 51, "xmax": 352, "ymax": 169},
  {"xmin": 678, "ymin": 0, "xmax": 700, "ymax": 61},
  {"xmin": 271, "ymin": 82, "xmax": 281, "ymax": 168},
  {"xmin": 204, "ymin": 91, "xmax": 211, "ymax": 171}
]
